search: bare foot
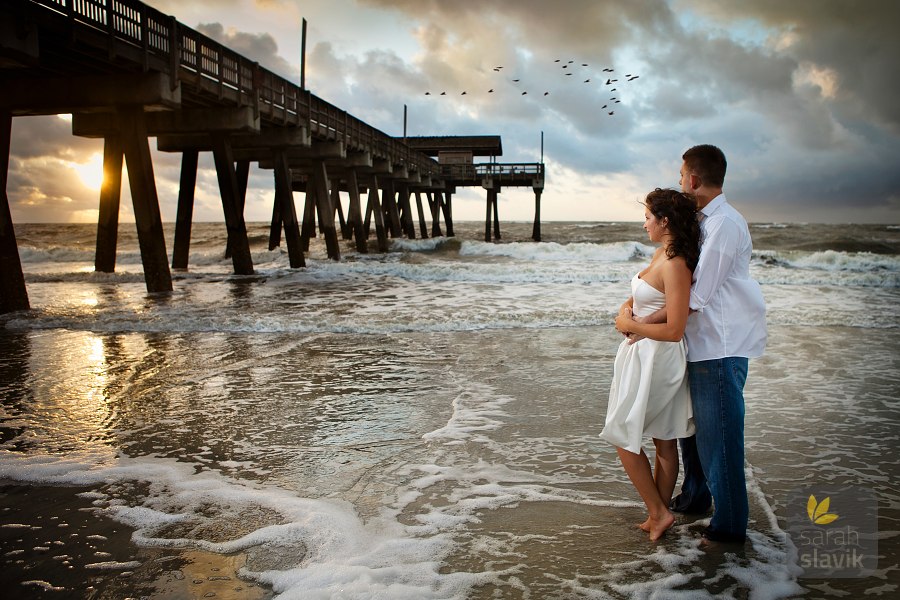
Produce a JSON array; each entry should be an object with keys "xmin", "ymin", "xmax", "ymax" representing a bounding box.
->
[
  {"xmin": 647, "ymin": 511, "xmax": 675, "ymax": 541},
  {"xmin": 638, "ymin": 517, "xmax": 651, "ymax": 532}
]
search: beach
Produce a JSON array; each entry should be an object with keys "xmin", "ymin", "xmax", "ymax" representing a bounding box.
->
[{"xmin": 1, "ymin": 221, "xmax": 898, "ymax": 598}]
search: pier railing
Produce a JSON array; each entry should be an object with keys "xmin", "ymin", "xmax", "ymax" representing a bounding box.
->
[
  {"xmin": 23, "ymin": 0, "xmax": 438, "ymax": 175},
  {"xmin": 440, "ymin": 163, "xmax": 545, "ymax": 186}
]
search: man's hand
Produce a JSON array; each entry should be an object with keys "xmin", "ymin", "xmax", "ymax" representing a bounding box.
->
[{"xmin": 626, "ymin": 313, "xmax": 646, "ymax": 344}]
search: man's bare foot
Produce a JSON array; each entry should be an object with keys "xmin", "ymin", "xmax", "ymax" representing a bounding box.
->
[{"xmin": 647, "ymin": 511, "xmax": 675, "ymax": 541}]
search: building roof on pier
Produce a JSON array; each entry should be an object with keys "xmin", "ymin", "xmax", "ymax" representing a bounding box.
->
[{"xmin": 404, "ymin": 136, "xmax": 502, "ymax": 157}]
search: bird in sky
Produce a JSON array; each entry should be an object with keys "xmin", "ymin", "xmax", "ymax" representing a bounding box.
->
[
  {"xmin": 602, "ymin": 104, "xmax": 607, "ymax": 109},
  {"xmin": 461, "ymin": 91, "xmax": 467, "ymax": 95},
  {"xmin": 488, "ymin": 89, "xmax": 494, "ymax": 93},
  {"xmin": 611, "ymin": 88, "xmax": 616, "ymax": 91},
  {"xmin": 608, "ymin": 111, "xmax": 614, "ymax": 115},
  {"xmin": 425, "ymin": 92, "xmax": 431, "ymax": 95},
  {"xmin": 544, "ymin": 91, "xmax": 549, "ymax": 95},
  {"xmin": 606, "ymin": 79, "xmax": 612, "ymax": 84},
  {"xmin": 513, "ymin": 79, "xmax": 520, "ymax": 82},
  {"xmin": 522, "ymin": 91, "xmax": 527, "ymax": 95},
  {"xmin": 440, "ymin": 91, "xmax": 446, "ymax": 95},
  {"xmin": 584, "ymin": 79, "xmax": 591, "ymax": 83}
]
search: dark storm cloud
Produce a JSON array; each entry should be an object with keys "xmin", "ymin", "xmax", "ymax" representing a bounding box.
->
[{"xmin": 683, "ymin": 0, "xmax": 900, "ymax": 132}]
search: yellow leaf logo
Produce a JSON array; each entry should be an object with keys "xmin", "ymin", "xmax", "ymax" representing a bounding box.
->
[{"xmin": 807, "ymin": 494, "xmax": 839, "ymax": 525}]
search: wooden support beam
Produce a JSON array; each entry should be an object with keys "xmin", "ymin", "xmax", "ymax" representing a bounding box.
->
[
  {"xmin": 429, "ymin": 192, "xmax": 443, "ymax": 238},
  {"xmin": 396, "ymin": 183, "xmax": 416, "ymax": 239},
  {"xmin": 415, "ymin": 191, "xmax": 429, "ymax": 239},
  {"xmin": 0, "ymin": 109, "xmax": 29, "ymax": 313},
  {"xmin": 172, "ymin": 150, "xmax": 198, "ymax": 269},
  {"xmin": 381, "ymin": 179, "xmax": 402, "ymax": 238},
  {"xmin": 532, "ymin": 188, "xmax": 542, "ymax": 242},
  {"xmin": 300, "ymin": 189, "xmax": 316, "ymax": 253},
  {"xmin": 225, "ymin": 160, "xmax": 250, "ymax": 259},
  {"xmin": 4, "ymin": 73, "xmax": 180, "ymax": 116},
  {"xmin": 493, "ymin": 189, "xmax": 501, "ymax": 241},
  {"xmin": 74, "ymin": 107, "xmax": 259, "ymax": 139},
  {"xmin": 443, "ymin": 191, "xmax": 455, "ymax": 237},
  {"xmin": 268, "ymin": 181, "xmax": 283, "ymax": 251},
  {"xmin": 346, "ymin": 169, "xmax": 368, "ymax": 254},
  {"xmin": 94, "ymin": 135, "xmax": 123, "ymax": 273},
  {"xmin": 311, "ymin": 160, "xmax": 341, "ymax": 260},
  {"xmin": 332, "ymin": 184, "xmax": 350, "ymax": 240},
  {"xmin": 211, "ymin": 134, "xmax": 254, "ymax": 275},
  {"xmin": 366, "ymin": 175, "xmax": 389, "ymax": 253},
  {"xmin": 484, "ymin": 188, "xmax": 494, "ymax": 242},
  {"xmin": 273, "ymin": 149, "xmax": 305, "ymax": 268},
  {"xmin": 117, "ymin": 105, "xmax": 173, "ymax": 293}
]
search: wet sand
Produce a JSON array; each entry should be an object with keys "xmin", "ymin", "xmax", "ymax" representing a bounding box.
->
[{"xmin": 0, "ymin": 483, "xmax": 272, "ymax": 599}]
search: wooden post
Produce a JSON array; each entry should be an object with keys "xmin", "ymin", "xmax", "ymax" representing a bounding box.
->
[
  {"xmin": 396, "ymin": 183, "xmax": 415, "ymax": 239},
  {"xmin": 347, "ymin": 170, "xmax": 367, "ymax": 253},
  {"xmin": 0, "ymin": 109, "xmax": 29, "ymax": 313},
  {"xmin": 366, "ymin": 175, "xmax": 389, "ymax": 252},
  {"xmin": 94, "ymin": 135, "xmax": 123, "ymax": 273},
  {"xmin": 300, "ymin": 186, "xmax": 316, "ymax": 252},
  {"xmin": 493, "ymin": 188, "xmax": 501, "ymax": 241},
  {"xmin": 484, "ymin": 189, "xmax": 494, "ymax": 242},
  {"xmin": 532, "ymin": 188, "xmax": 542, "ymax": 242},
  {"xmin": 428, "ymin": 192, "xmax": 443, "ymax": 237},
  {"xmin": 311, "ymin": 160, "xmax": 340, "ymax": 260},
  {"xmin": 118, "ymin": 105, "xmax": 173, "ymax": 293},
  {"xmin": 414, "ymin": 191, "xmax": 429, "ymax": 239},
  {"xmin": 381, "ymin": 179, "xmax": 402, "ymax": 238},
  {"xmin": 268, "ymin": 180, "xmax": 282, "ymax": 250},
  {"xmin": 443, "ymin": 190, "xmax": 455, "ymax": 237},
  {"xmin": 211, "ymin": 134, "xmax": 254, "ymax": 275},
  {"xmin": 273, "ymin": 149, "xmax": 305, "ymax": 267},
  {"xmin": 333, "ymin": 184, "xmax": 350, "ymax": 240},
  {"xmin": 225, "ymin": 160, "xmax": 250, "ymax": 259},
  {"xmin": 172, "ymin": 149, "xmax": 198, "ymax": 269}
]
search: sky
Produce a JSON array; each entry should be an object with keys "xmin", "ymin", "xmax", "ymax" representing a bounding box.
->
[{"xmin": 6, "ymin": 0, "xmax": 900, "ymax": 224}]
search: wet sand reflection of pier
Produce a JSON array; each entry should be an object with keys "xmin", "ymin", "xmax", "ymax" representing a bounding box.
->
[{"xmin": 0, "ymin": 0, "xmax": 544, "ymax": 314}]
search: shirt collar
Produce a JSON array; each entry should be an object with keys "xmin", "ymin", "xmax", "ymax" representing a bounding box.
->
[{"xmin": 700, "ymin": 193, "xmax": 727, "ymax": 218}]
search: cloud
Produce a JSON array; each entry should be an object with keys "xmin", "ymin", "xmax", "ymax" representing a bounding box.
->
[
  {"xmin": 7, "ymin": 0, "xmax": 899, "ymax": 224},
  {"xmin": 195, "ymin": 23, "xmax": 300, "ymax": 82}
]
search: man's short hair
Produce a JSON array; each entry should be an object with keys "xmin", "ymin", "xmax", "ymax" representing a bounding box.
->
[{"xmin": 682, "ymin": 144, "xmax": 727, "ymax": 188}]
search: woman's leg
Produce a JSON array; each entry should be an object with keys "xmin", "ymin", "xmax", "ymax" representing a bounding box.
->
[
  {"xmin": 653, "ymin": 438, "xmax": 679, "ymax": 507},
  {"xmin": 617, "ymin": 447, "xmax": 675, "ymax": 540}
]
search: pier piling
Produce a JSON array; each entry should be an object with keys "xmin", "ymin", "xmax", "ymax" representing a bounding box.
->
[
  {"xmin": 0, "ymin": 109, "xmax": 29, "ymax": 313},
  {"xmin": 94, "ymin": 135, "xmax": 123, "ymax": 273},
  {"xmin": 118, "ymin": 105, "xmax": 173, "ymax": 293},
  {"xmin": 172, "ymin": 149, "xmax": 198, "ymax": 269}
]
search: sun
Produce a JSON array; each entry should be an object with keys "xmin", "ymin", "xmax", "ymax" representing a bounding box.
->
[{"xmin": 72, "ymin": 152, "xmax": 105, "ymax": 191}]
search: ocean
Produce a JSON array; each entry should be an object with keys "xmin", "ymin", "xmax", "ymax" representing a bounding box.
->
[{"xmin": 1, "ymin": 220, "xmax": 898, "ymax": 599}]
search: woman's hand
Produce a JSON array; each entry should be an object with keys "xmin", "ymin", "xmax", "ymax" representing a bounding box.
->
[{"xmin": 615, "ymin": 307, "xmax": 634, "ymax": 335}]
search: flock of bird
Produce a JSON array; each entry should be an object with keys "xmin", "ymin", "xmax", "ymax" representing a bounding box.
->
[{"xmin": 423, "ymin": 59, "xmax": 640, "ymax": 116}]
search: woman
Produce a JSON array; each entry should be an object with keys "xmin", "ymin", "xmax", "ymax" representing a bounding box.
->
[{"xmin": 600, "ymin": 188, "xmax": 701, "ymax": 541}]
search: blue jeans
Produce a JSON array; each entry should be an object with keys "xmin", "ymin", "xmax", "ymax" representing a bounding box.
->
[{"xmin": 680, "ymin": 357, "xmax": 750, "ymax": 542}]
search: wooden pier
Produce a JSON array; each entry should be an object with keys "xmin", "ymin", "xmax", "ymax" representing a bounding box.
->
[{"xmin": 0, "ymin": 0, "xmax": 546, "ymax": 314}]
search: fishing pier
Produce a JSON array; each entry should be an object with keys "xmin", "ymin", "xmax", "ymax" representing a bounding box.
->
[{"xmin": 0, "ymin": 0, "xmax": 546, "ymax": 314}]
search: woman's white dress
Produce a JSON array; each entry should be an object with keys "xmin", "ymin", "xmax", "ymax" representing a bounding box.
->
[{"xmin": 600, "ymin": 274, "xmax": 695, "ymax": 454}]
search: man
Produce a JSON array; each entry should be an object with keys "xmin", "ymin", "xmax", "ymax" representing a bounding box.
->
[{"xmin": 670, "ymin": 144, "xmax": 767, "ymax": 543}]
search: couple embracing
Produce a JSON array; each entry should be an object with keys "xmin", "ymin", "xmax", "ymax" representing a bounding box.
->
[{"xmin": 600, "ymin": 144, "xmax": 767, "ymax": 543}]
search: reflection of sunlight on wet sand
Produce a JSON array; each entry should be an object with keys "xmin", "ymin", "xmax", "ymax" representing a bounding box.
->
[{"xmin": 24, "ymin": 331, "xmax": 119, "ymax": 453}]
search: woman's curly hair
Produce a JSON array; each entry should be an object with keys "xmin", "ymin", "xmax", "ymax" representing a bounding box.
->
[{"xmin": 644, "ymin": 188, "xmax": 701, "ymax": 271}]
